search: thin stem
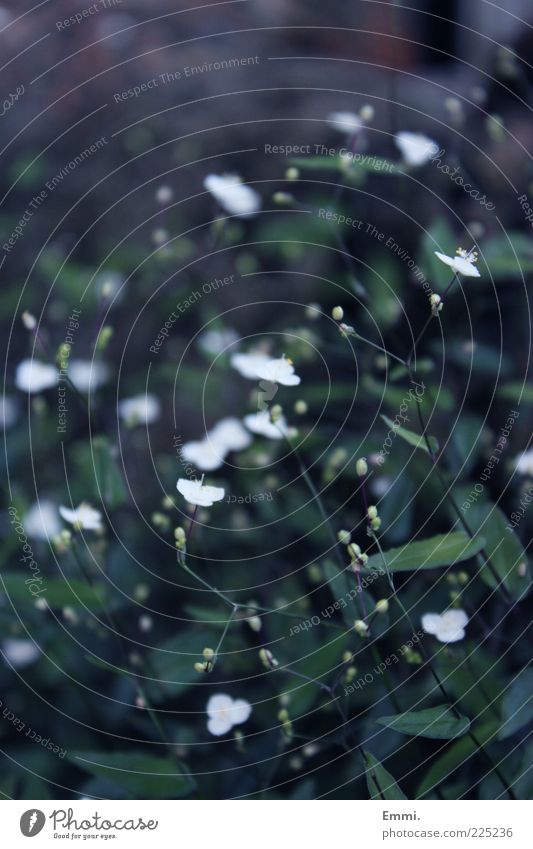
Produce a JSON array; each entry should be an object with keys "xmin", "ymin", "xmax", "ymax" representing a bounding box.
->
[
  {"xmin": 371, "ymin": 533, "xmax": 517, "ymax": 800},
  {"xmin": 70, "ymin": 537, "xmax": 172, "ymax": 749}
]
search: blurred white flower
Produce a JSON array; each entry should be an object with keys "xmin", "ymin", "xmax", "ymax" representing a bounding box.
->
[
  {"xmin": 182, "ymin": 418, "xmax": 252, "ymax": 472},
  {"xmin": 181, "ymin": 439, "xmax": 225, "ymax": 472},
  {"xmin": 230, "ymin": 351, "xmax": 271, "ymax": 379},
  {"xmin": 515, "ymin": 448, "xmax": 533, "ymax": 476},
  {"xmin": 177, "ymin": 478, "xmax": 225, "ymax": 507},
  {"xmin": 24, "ymin": 500, "xmax": 62, "ymax": 540},
  {"xmin": 243, "ymin": 410, "xmax": 297, "ymax": 440},
  {"xmin": 206, "ymin": 693, "xmax": 252, "ymax": 736},
  {"xmin": 421, "ymin": 609, "xmax": 468, "ymax": 643},
  {"xmin": 15, "ymin": 359, "xmax": 57, "ymax": 393},
  {"xmin": 59, "ymin": 503, "xmax": 103, "ymax": 531},
  {"xmin": 255, "ymin": 356, "xmax": 301, "ymax": 387},
  {"xmin": 21, "ymin": 311, "xmax": 37, "ymax": 331},
  {"xmin": 434, "ymin": 247, "xmax": 480, "ymax": 278},
  {"xmin": 118, "ymin": 394, "xmax": 161, "ymax": 425},
  {"xmin": 204, "ymin": 174, "xmax": 261, "ymax": 218},
  {"xmin": 394, "ymin": 131, "xmax": 439, "ymax": 166},
  {"xmin": 0, "ymin": 394, "xmax": 18, "ymax": 428},
  {"xmin": 198, "ymin": 328, "xmax": 239, "ymax": 356},
  {"xmin": 210, "ymin": 417, "xmax": 252, "ymax": 452},
  {"xmin": 2, "ymin": 638, "xmax": 40, "ymax": 669},
  {"xmin": 327, "ymin": 112, "xmax": 363, "ymax": 134},
  {"xmin": 68, "ymin": 360, "xmax": 109, "ymax": 393}
]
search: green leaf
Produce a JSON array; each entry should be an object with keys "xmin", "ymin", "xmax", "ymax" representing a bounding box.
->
[
  {"xmin": 290, "ymin": 155, "xmax": 399, "ymax": 175},
  {"xmin": 377, "ymin": 706, "xmax": 470, "ymax": 739},
  {"xmin": 416, "ymin": 721, "xmax": 499, "ymax": 798},
  {"xmin": 70, "ymin": 751, "xmax": 196, "ymax": 799},
  {"xmin": 381, "ymin": 414, "xmax": 439, "ymax": 456},
  {"xmin": 0, "ymin": 572, "xmax": 110, "ymax": 611},
  {"xmin": 499, "ymin": 668, "xmax": 533, "ymax": 740},
  {"xmin": 497, "ymin": 382, "xmax": 533, "ymax": 405},
  {"xmin": 364, "ymin": 752, "xmax": 407, "ymax": 799},
  {"xmin": 365, "ymin": 532, "xmax": 486, "ymax": 574},
  {"xmin": 459, "ymin": 501, "xmax": 531, "ymax": 600}
]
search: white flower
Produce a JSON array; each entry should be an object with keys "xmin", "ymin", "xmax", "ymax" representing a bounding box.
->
[
  {"xmin": 515, "ymin": 448, "xmax": 533, "ymax": 476},
  {"xmin": 59, "ymin": 503, "xmax": 103, "ymax": 531},
  {"xmin": 2, "ymin": 638, "xmax": 40, "ymax": 669},
  {"xmin": 230, "ymin": 351, "xmax": 271, "ymax": 379},
  {"xmin": 68, "ymin": 360, "xmax": 109, "ymax": 393},
  {"xmin": 421, "ymin": 609, "xmax": 468, "ymax": 643},
  {"xmin": 255, "ymin": 356, "xmax": 301, "ymax": 387},
  {"xmin": 434, "ymin": 247, "xmax": 481, "ymax": 278},
  {"xmin": 243, "ymin": 410, "xmax": 297, "ymax": 440},
  {"xmin": 177, "ymin": 477, "xmax": 225, "ymax": 507},
  {"xmin": 181, "ymin": 439, "xmax": 226, "ymax": 472},
  {"xmin": 24, "ymin": 500, "xmax": 62, "ymax": 540},
  {"xmin": 0, "ymin": 394, "xmax": 18, "ymax": 428},
  {"xmin": 198, "ymin": 328, "xmax": 239, "ymax": 356},
  {"xmin": 327, "ymin": 111, "xmax": 363, "ymax": 134},
  {"xmin": 118, "ymin": 394, "xmax": 161, "ymax": 425},
  {"xmin": 394, "ymin": 131, "xmax": 439, "ymax": 166},
  {"xmin": 204, "ymin": 174, "xmax": 261, "ymax": 218},
  {"xmin": 181, "ymin": 418, "xmax": 252, "ymax": 472},
  {"xmin": 210, "ymin": 417, "xmax": 252, "ymax": 452},
  {"xmin": 206, "ymin": 693, "xmax": 252, "ymax": 736},
  {"xmin": 15, "ymin": 359, "xmax": 57, "ymax": 393}
]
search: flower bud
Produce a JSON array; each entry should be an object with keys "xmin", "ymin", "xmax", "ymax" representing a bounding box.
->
[
  {"xmin": 370, "ymin": 516, "xmax": 382, "ymax": 532},
  {"xmin": 270, "ymin": 404, "xmax": 283, "ymax": 423},
  {"xmin": 294, "ymin": 399, "xmax": 308, "ymax": 415},
  {"xmin": 97, "ymin": 326, "xmax": 114, "ymax": 351},
  {"xmin": 375, "ymin": 599, "xmax": 389, "ymax": 614},
  {"xmin": 332, "ymin": 306, "xmax": 344, "ymax": 321},
  {"xmin": 347, "ymin": 542, "xmax": 361, "ymax": 560},
  {"xmin": 356, "ymin": 457, "xmax": 368, "ymax": 477},
  {"xmin": 259, "ymin": 648, "xmax": 279, "ymax": 669},
  {"xmin": 203, "ymin": 647, "xmax": 215, "ymax": 662},
  {"xmin": 193, "ymin": 662, "xmax": 205, "ymax": 673},
  {"xmin": 354, "ymin": 619, "xmax": 369, "ymax": 637},
  {"xmin": 359, "ymin": 104, "xmax": 375, "ymax": 122},
  {"xmin": 22, "ymin": 311, "xmax": 37, "ymax": 331},
  {"xmin": 285, "ymin": 167, "xmax": 299, "ymax": 180},
  {"xmin": 430, "ymin": 293, "xmax": 443, "ymax": 316},
  {"xmin": 272, "ymin": 191, "xmax": 293, "ymax": 205},
  {"xmin": 367, "ymin": 505, "xmax": 378, "ymax": 520},
  {"xmin": 337, "ymin": 529, "xmax": 352, "ymax": 546}
]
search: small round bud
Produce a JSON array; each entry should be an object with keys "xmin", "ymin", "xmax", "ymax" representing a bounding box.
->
[
  {"xmin": 370, "ymin": 516, "xmax": 382, "ymax": 532},
  {"xmin": 259, "ymin": 648, "xmax": 279, "ymax": 669},
  {"xmin": 272, "ymin": 191, "xmax": 293, "ymax": 205},
  {"xmin": 136, "ymin": 696, "xmax": 146, "ymax": 709},
  {"xmin": 342, "ymin": 650, "xmax": 353, "ymax": 664},
  {"xmin": 347, "ymin": 542, "xmax": 361, "ymax": 560},
  {"xmin": 285, "ymin": 166, "xmax": 299, "ymax": 180},
  {"xmin": 247, "ymin": 615, "xmax": 262, "ymax": 633},
  {"xmin": 332, "ymin": 306, "xmax": 344, "ymax": 321},
  {"xmin": 337, "ymin": 529, "xmax": 352, "ymax": 545},
  {"xmin": 174, "ymin": 526, "xmax": 186, "ymax": 544},
  {"xmin": 367, "ymin": 505, "xmax": 378, "ymax": 520},
  {"xmin": 156, "ymin": 185, "xmax": 174, "ymax": 204},
  {"xmin": 139, "ymin": 615, "xmax": 153, "ymax": 633},
  {"xmin": 354, "ymin": 619, "xmax": 369, "ymax": 637},
  {"xmin": 359, "ymin": 104, "xmax": 375, "ymax": 122},
  {"xmin": 294, "ymin": 399, "xmax": 308, "ymax": 415},
  {"xmin": 22, "ymin": 311, "xmax": 37, "ymax": 331},
  {"xmin": 457, "ymin": 571, "xmax": 469, "ymax": 585},
  {"xmin": 356, "ymin": 457, "xmax": 368, "ymax": 477},
  {"xmin": 97, "ymin": 326, "xmax": 113, "ymax": 350},
  {"xmin": 375, "ymin": 599, "xmax": 389, "ymax": 614},
  {"xmin": 270, "ymin": 404, "xmax": 283, "ymax": 423},
  {"xmin": 203, "ymin": 647, "xmax": 215, "ymax": 662},
  {"xmin": 194, "ymin": 662, "xmax": 205, "ymax": 673},
  {"xmin": 345, "ymin": 666, "xmax": 357, "ymax": 682}
]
